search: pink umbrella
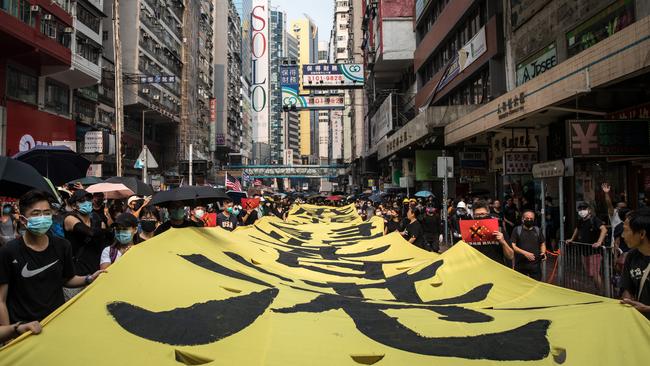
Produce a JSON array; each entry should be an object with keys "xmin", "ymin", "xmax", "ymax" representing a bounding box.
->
[{"xmin": 86, "ymin": 182, "xmax": 135, "ymax": 199}]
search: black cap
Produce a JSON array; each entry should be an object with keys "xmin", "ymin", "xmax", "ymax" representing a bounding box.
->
[
  {"xmin": 577, "ymin": 201, "xmax": 589, "ymax": 210},
  {"xmin": 112, "ymin": 213, "xmax": 139, "ymax": 228},
  {"xmin": 69, "ymin": 189, "xmax": 92, "ymax": 204}
]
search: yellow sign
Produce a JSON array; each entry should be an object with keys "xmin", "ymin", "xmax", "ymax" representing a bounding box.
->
[{"xmin": 2, "ymin": 204, "xmax": 649, "ymax": 365}]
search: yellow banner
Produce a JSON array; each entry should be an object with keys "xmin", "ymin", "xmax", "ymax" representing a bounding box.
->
[{"xmin": 1, "ymin": 204, "xmax": 649, "ymax": 365}]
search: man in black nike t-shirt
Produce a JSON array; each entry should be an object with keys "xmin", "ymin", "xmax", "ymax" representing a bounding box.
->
[{"xmin": 0, "ymin": 191, "xmax": 105, "ymax": 324}]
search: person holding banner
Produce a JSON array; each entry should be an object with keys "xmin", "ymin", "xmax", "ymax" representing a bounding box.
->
[
  {"xmin": 462, "ymin": 201, "xmax": 513, "ymax": 266},
  {"xmin": 238, "ymin": 198, "xmax": 260, "ymax": 226}
]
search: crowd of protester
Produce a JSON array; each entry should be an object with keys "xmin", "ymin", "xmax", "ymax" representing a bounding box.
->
[{"xmin": 0, "ymin": 181, "xmax": 647, "ymax": 343}]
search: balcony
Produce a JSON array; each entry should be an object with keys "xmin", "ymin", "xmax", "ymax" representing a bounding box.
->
[
  {"xmin": 370, "ymin": 17, "xmax": 415, "ymax": 88},
  {"xmin": 0, "ymin": 1, "xmax": 72, "ymax": 70}
]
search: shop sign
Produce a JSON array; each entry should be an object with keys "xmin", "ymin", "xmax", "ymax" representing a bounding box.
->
[
  {"xmin": 532, "ymin": 160, "xmax": 564, "ymax": 179},
  {"xmin": 434, "ymin": 55, "xmax": 460, "ymax": 93},
  {"xmin": 302, "ymin": 63, "xmax": 364, "ymax": 88},
  {"xmin": 209, "ymin": 98, "xmax": 217, "ymax": 122},
  {"xmin": 76, "ymin": 86, "xmax": 98, "ymax": 101},
  {"xmin": 216, "ymin": 133, "xmax": 226, "ymax": 146},
  {"xmin": 371, "ymin": 94, "xmax": 393, "ymax": 147},
  {"xmin": 566, "ymin": 0, "xmax": 635, "ymax": 57},
  {"xmin": 516, "ymin": 43, "xmax": 557, "ymax": 86},
  {"xmin": 489, "ymin": 130, "xmax": 538, "ymax": 172},
  {"xmin": 459, "ymin": 152, "xmax": 487, "ymax": 169},
  {"xmin": 504, "ymin": 151, "xmax": 538, "ymax": 175},
  {"xmin": 569, "ymin": 120, "xmax": 650, "ymax": 157},
  {"xmin": 607, "ymin": 102, "xmax": 650, "ymax": 120},
  {"xmin": 86, "ymin": 164, "xmax": 102, "ymax": 178},
  {"xmin": 84, "ymin": 131, "xmax": 104, "ymax": 153},
  {"xmin": 459, "ymin": 26, "xmax": 487, "ymax": 72},
  {"xmin": 497, "ymin": 91, "xmax": 526, "ymax": 119}
]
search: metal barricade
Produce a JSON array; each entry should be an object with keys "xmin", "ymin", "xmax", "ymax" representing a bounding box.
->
[{"xmin": 549, "ymin": 241, "xmax": 614, "ymax": 297}]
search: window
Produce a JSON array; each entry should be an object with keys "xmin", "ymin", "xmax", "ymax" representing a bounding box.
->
[
  {"xmin": 102, "ymin": 31, "xmax": 108, "ymax": 41},
  {"xmin": 77, "ymin": 4, "xmax": 100, "ymax": 33},
  {"xmin": 44, "ymin": 79, "xmax": 70, "ymax": 114},
  {"xmin": 1, "ymin": 0, "xmax": 35, "ymax": 26},
  {"xmin": 76, "ymin": 36, "xmax": 100, "ymax": 64},
  {"xmin": 73, "ymin": 95, "xmax": 96, "ymax": 124},
  {"xmin": 6, "ymin": 66, "xmax": 37, "ymax": 105}
]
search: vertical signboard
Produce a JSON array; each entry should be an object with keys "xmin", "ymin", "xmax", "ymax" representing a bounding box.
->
[
  {"xmin": 251, "ymin": 0, "xmax": 269, "ymax": 143},
  {"xmin": 331, "ymin": 110, "xmax": 343, "ymax": 160},
  {"xmin": 370, "ymin": 94, "xmax": 393, "ymax": 147}
]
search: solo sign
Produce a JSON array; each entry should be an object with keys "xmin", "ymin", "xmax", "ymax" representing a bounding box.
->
[{"xmin": 251, "ymin": 0, "xmax": 269, "ymax": 143}]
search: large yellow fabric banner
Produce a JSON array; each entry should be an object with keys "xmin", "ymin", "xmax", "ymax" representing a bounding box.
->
[{"xmin": 1, "ymin": 204, "xmax": 649, "ymax": 365}]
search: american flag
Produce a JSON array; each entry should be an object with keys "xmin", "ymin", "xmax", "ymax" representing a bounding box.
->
[{"xmin": 225, "ymin": 172, "xmax": 242, "ymax": 192}]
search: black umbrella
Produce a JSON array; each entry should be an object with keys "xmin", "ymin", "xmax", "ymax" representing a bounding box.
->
[
  {"xmin": 0, "ymin": 156, "xmax": 58, "ymax": 199},
  {"xmin": 226, "ymin": 190, "xmax": 247, "ymax": 205},
  {"xmin": 105, "ymin": 176, "xmax": 153, "ymax": 196},
  {"xmin": 67, "ymin": 176, "xmax": 104, "ymax": 186},
  {"xmin": 13, "ymin": 145, "xmax": 90, "ymax": 186},
  {"xmin": 150, "ymin": 186, "xmax": 229, "ymax": 207}
]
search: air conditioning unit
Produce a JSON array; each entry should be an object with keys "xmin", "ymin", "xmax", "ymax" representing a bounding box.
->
[
  {"xmin": 143, "ymin": 33, "xmax": 149, "ymax": 39},
  {"xmin": 155, "ymin": 44, "xmax": 161, "ymax": 49},
  {"xmin": 140, "ymin": 4, "xmax": 146, "ymax": 11},
  {"xmin": 153, "ymin": 95, "xmax": 160, "ymax": 100},
  {"xmin": 64, "ymin": 27, "xmax": 73, "ymax": 33},
  {"xmin": 142, "ymin": 88, "xmax": 150, "ymax": 94},
  {"xmin": 43, "ymin": 14, "xmax": 52, "ymax": 20},
  {"xmin": 30, "ymin": 5, "xmax": 40, "ymax": 12}
]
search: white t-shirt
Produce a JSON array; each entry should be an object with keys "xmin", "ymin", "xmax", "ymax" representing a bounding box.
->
[{"xmin": 100, "ymin": 246, "xmax": 123, "ymax": 265}]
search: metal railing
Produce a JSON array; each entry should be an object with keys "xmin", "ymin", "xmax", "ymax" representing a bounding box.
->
[{"xmin": 543, "ymin": 241, "xmax": 615, "ymax": 298}]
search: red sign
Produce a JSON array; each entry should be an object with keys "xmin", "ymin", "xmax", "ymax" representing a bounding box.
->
[
  {"xmin": 6, "ymin": 101, "xmax": 76, "ymax": 156},
  {"xmin": 459, "ymin": 219, "xmax": 500, "ymax": 245},
  {"xmin": 241, "ymin": 198, "xmax": 261, "ymax": 210},
  {"xmin": 209, "ymin": 98, "xmax": 216, "ymax": 122}
]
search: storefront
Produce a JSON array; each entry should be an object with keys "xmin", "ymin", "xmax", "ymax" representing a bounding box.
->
[{"xmin": 5, "ymin": 100, "xmax": 76, "ymax": 156}]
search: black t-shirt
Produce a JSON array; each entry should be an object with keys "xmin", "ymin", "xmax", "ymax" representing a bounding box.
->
[
  {"xmin": 576, "ymin": 216, "xmax": 605, "ymax": 255},
  {"xmin": 621, "ymin": 249, "xmax": 650, "ymax": 319},
  {"xmin": 511, "ymin": 226, "xmax": 545, "ymax": 267},
  {"xmin": 385, "ymin": 220, "xmax": 400, "ymax": 234},
  {"xmin": 238, "ymin": 210, "xmax": 258, "ymax": 226},
  {"xmin": 217, "ymin": 213, "xmax": 238, "ymax": 231},
  {"xmin": 421, "ymin": 215, "xmax": 440, "ymax": 237},
  {"xmin": 0, "ymin": 235, "xmax": 75, "ymax": 322},
  {"xmin": 64, "ymin": 213, "xmax": 109, "ymax": 276},
  {"xmin": 153, "ymin": 219, "xmax": 201, "ymax": 236},
  {"xmin": 404, "ymin": 220, "xmax": 425, "ymax": 249}
]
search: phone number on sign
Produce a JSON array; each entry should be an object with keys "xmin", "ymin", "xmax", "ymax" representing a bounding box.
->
[{"xmin": 304, "ymin": 75, "xmax": 345, "ymax": 82}]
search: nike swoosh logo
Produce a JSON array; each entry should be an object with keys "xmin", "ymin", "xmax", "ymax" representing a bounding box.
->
[{"xmin": 21, "ymin": 260, "xmax": 59, "ymax": 278}]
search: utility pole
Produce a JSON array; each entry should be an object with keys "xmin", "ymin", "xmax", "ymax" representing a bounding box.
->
[
  {"xmin": 112, "ymin": 0, "xmax": 124, "ymax": 176},
  {"xmin": 189, "ymin": 143, "xmax": 193, "ymax": 186}
]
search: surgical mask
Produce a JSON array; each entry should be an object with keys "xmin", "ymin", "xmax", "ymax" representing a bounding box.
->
[
  {"xmin": 170, "ymin": 208, "xmax": 185, "ymax": 220},
  {"xmin": 194, "ymin": 209, "xmax": 205, "ymax": 219},
  {"xmin": 26, "ymin": 215, "xmax": 53, "ymax": 236},
  {"xmin": 456, "ymin": 209, "xmax": 467, "ymax": 217},
  {"xmin": 140, "ymin": 220, "xmax": 157, "ymax": 233},
  {"xmin": 232, "ymin": 209, "xmax": 241, "ymax": 216},
  {"xmin": 3, "ymin": 207, "xmax": 12, "ymax": 215},
  {"xmin": 78, "ymin": 201, "xmax": 93, "ymax": 215},
  {"xmin": 523, "ymin": 219, "xmax": 534, "ymax": 228},
  {"xmin": 578, "ymin": 210, "xmax": 589, "ymax": 219},
  {"xmin": 115, "ymin": 230, "xmax": 133, "ymax": 245}
]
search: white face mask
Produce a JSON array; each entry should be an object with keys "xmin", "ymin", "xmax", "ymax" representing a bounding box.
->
[
  {"xmin": 194, "ymin": 209, "xmax": 205, "ymax": 219},
  {"xmin": 578, "ymin": 210, "xmax": 589, "ymax": 218}
]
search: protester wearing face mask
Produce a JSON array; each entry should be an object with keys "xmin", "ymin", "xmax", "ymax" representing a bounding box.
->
[
  {"xmin": 63, "ymin": 190, "xmax": 110, "ymax": 300},
  {"xmin": 217, "ymin": 199, "xmax": 238, "ymax": 231},
  {"xmin": 449, "ymin": 201, "xmax": 469, "ymax": 243},
  {"xmin": 567, "ymin": 202, "xmax": 608, "ymax": 291},
  {"xmin": 136, "ymin": 206, "xmax": 160, "ymax": 243},
  {"xmin": 511, "ymin": 210, "xmax": 546, "ymax": 280},
  {"xmin": 0, "ymin": 191, "xmax": 104, "ymax": 325},
  {"xmin": 100, "ymin": 213, "xmax": 138, "ymax": 270},
  {"xmin": 154, "ymin": 201, "xmax": 201, "ymax": 236},
  {"xmin": 190, "ymin": 206, "xmax": 206, "ymax": 227}
]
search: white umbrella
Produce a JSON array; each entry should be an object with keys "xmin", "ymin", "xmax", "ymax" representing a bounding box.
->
[{"xmin": 87, "ymin": 182, "xmax": 135, "ymax": 199}]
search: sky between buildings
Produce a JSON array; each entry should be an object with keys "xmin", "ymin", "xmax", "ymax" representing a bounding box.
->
[{"xmin": 271, "ymin": 0, "xmax": 334, "ymax": 43}]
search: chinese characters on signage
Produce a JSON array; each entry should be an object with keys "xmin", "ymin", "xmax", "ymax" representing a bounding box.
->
[
  {"xmin": 497, "ymin": 92, "xmax": 526, "ymax": 119},
  {"xmin": 302, "ymin": 63, "xmax": 364, "ymax": 88},
  {"xmin": 385, "ymin": 130, "xmax": 409, "ymax": 156},
  {"xmin": 280, "ymin": 65, "xmax": 300, "ymax": 87},
  {"xmin": 139, "ymin": 75, "xmax": 176, "ymax": 84},
  {"xmin": 570, "ymin": 120, "xmax": 650, "ymax": 156},
  {"xmin": 209, "ymin": 98, "xmax": 217, "ymax": 122},
  {"xmin": 216, "ymin": 133, "xmax": 226, "ymax": 146},
  {"xmin": 504, "ymin": 151, "xmax": 538, "ymax": 175}
]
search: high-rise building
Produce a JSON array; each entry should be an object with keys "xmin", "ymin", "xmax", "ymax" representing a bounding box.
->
[
  {"xmin": 0, "ymin": 0, "xmax": 105, "ymax": 160},
  {"xmin": 284, "ymin": 32, "xmax": 301, "ymax": 165},
  {"xmin": 233, "ymin": 0, "xmax": 253, "ymax": 164},
  {"xmin": 214, "ymin": 0, "xmax": 243, "ymax": 167},
  {"xmin": 289, "ymin": 17, "xmax": 318, "ymax": 164},
  {"xmin": 269, "ymin": 9, "xmax": 286, "ymax": 165}
]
